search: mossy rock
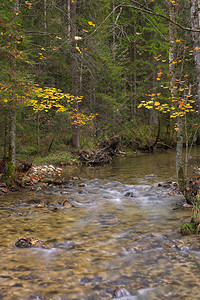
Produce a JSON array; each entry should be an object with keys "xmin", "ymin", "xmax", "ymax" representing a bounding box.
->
[{"xmin": 179, "ymin": 222, "xmax": 196, "ymax": 236}]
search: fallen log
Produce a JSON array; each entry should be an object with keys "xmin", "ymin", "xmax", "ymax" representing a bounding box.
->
[{"xmin": 79, "ymin": 147, "xmax": 113, "ymax": 166}]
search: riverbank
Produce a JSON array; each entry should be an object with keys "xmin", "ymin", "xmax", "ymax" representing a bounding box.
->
[{"xmin": 0, "ymin": 163, "xmax": 68, "ymax": 195}]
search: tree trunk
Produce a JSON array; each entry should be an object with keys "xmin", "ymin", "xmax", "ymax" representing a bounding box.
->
[
  {"xmin": 6, "ymin": 0, "xmax": 19, "ymax": 182},
  {"xmin": 37, "ymin": 113, "xmax": 40, "ymax": 152},
  {"xmin": 191, "ymin": 0, "xmax": 200, "ymax": 126},
  {"xmin": 71, "ymin": 0, "xmax": 80, "ymax": 148},
  {"xmin": 68, "ymin": 0, "xmax": 71, "ymax": 38},
  {"xmin": 168, "ymin": 2, "xmax": 185, "ymax": 188},
  {"xmin": 7, "ymin": 108, "xmax": 16, "ymax": 181},
  {"xmin": 176, "ymin": 117, "xmax": 185, "ymax": 192}
]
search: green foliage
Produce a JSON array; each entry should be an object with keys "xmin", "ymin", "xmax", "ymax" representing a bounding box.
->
[
  {"xmin": 179, "ymin": 222, "xmax": 196, "ymax": 236},
  {"xmin": 33, "ymin": 151, "xmax": 78, "ymax": 166},
  {"xmin": 0, "ymin": 0, "xmax": 199, "ymax": 165}
]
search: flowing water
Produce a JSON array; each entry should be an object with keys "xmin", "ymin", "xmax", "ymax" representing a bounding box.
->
[{"xmin": 0, "ymin": 150, "xmax": 200, "ymax": 299}]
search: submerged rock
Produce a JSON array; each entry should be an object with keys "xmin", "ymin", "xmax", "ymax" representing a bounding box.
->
[
  {"xmin": 63, "ymin": 199, "xmax": 73, "ymax": 208},
  {"xmin": 35, "ymin": 201, "xmax": 50, "ymax": 208}
]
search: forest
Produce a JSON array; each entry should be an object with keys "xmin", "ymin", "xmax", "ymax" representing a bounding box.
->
[
  {"xmin": 1, "ymin": 0, "xmax": 200, "ymax": 182},
  {"xmin": 1, "ymin": 1, "xmax": 200, "ymax": 298}
]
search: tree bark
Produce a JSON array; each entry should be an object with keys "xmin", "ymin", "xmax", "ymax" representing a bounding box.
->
[
  {"xmin": 191, "ymin": 0, "xmax": 200, "ymax": 124},
  {"xmin": 169, "ymin": 2, "xmax": 184, "ymax": 182},
  {"xmin": 68, "ymin": 0, "xmax": 71, "ymax": 38},
  {"xmin": 71, "ymin": 0, "xmax": 80, "ymax": 148},
  {"xmin": 9, "ymin": 108, "xmax": 16, "ymax": 168},
  {"xmin": 7, "ymin": 0, "xmax": 19, "ymax": 181}
]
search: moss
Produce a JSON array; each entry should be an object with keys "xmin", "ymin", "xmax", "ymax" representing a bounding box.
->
[
  {"xmin": 178, "ymin": 166, "xmax": 186, "ymax": 195},
  {"xmin": 179, "ymin": 222, "xmax": 196, "ymax": 236},
  {"xmin": 6, "ymin": 161, "xmax": 15, "ymax": 186}
]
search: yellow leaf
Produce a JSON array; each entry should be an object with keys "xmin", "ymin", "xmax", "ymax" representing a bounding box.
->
[
  {"xmin": 88, "ymin": 21, "xmax": 95, "ymax": 27},
  {"xmin": 136, "ymin": 32, "xmax": 141, "ymax": 35},
  {"xmin": 75, "ymin": 44, "xmax": 82, "ymax": 53}
]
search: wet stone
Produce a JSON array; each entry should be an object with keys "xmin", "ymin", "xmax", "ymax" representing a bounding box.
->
[
  {"xmin": 0, "ymin": 275, "xmax": 12, "ymax": 279},
  {"xmin": 93, "ymin": 276, "xmax": 103, "ymax": 283},
  {"xmin": 30, "ymin": 295, "xmax": 44, "ymax": 300},
  {"xmin": 113, "ymin": 287, "xmax": 131, "ymax": 298},
  {"xmin": 125, "ymin": 192, "xmax": 134, "ymax": 197},
  {"xmin": 12, "ymin": 265, "xmax": 31, "ymax": 272},
  {"xmin": 35, "ymin": 201, "xmax": 50, "ymax": 208},
  {"xmin": 53, "ymin": 241, "xmax": 78, "ymax": 250},
  {"xmin": 80, "ymin": 277, "xmax": 93, "ymax": 284},
  {"xmin": 63, "ymin": 199, "xmax": 73, "ymax": 208},
  {"xmin": 15, "ymin": 238, "xmax": 46, "ymax": 249},
  {"xmin": 15, "ymin": 238, "xmax": 32, "ymax": 248},
  {"xmin": 180, "ymin": 246, "xmax": 190, "ymax": 252},
  {"xmin": 12, "ymin": 283, "xmax": 23, "ymax": 287},
  {"xmin": 18, "ymin": 274, "xmax": 39, "ymax": 280}
]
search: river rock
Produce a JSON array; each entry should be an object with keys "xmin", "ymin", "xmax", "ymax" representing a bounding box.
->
[
  {"xmin": 63, "ymin": 199, "xmax": 73, "ymax": 208},
  {"xmin": 15, "ymin": 238, "xmax": 46, "ymax": 248},
  {"xmin": 125, "ymin": 192, "xmax": 134, "ymax": 197},
  {"xmin": 113, "ymin": 287, "xmax": 131, "ymax": 298}
]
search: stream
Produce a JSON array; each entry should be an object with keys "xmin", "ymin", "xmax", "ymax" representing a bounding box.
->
[{"xmin": 0, "ymin": 150, "xmax": 200, "ymax": 299}]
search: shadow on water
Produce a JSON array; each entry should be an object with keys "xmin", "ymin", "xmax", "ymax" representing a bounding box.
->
[{"xmin": 0, "ymin": 149, "xmax": 200, "ymax": 299}]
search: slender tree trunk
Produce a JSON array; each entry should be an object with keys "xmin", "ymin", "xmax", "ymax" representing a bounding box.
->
[
  {"xmin": 3, "ymin": 116, "xmax": 8, "ymax": 158},
  {"xmin": 68, "ymin": 0, "xmax": 71, "ymax": 39},
  {"xmin": 37, "ymin": 113, "xmax": 40, "ymax": 152},
  {"xmin": 9, "ymin": 109, "xmax": 16, "ymax": 168},
  {"xmin": 112, "ymin": 0, "xmax": 116, "ymax": 58},
  {"xmin": 168, "ymin": 2, "xmax": 184, "ymax": 184},
  {"xmin": 44, "ymin": 0, "xmax": 47, "ymax": 31},
  {"xmin": 133, "ymin": 38, "xmax": 137, "ymax": 122},
  {"xmin": 7, "ymin": 0, "xmax": 19, "ymax": 181},
  {"xmin": 191, "ymin": 0, "xmax": 200, "ymax": 127},
  {"xmin": 130, "ymin": 32, "xmax": 137, "ymax": 122},
  {"xmin": 71, "ymin": 0, "xmax": 80, "ymax": 148}
]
